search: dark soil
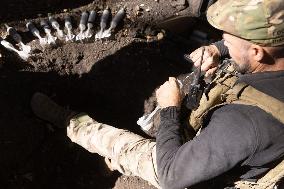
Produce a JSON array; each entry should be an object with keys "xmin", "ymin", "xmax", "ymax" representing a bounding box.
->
[{"xmin": 0, "ymin": 0, "xmax": 221, "ymax": 188}]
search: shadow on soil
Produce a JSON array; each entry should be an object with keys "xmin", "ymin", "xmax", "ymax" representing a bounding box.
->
[{"xmin": 0, "ymin": 37, "xmax": 193, "ymax": 188}]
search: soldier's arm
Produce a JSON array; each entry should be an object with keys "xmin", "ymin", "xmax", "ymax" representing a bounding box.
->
[
  {"xmin": 156, "ymin": 104, "xmax": 256, "ymax": 189},
  {"xmin": 212, "ymin": 39, "xmax": 229, "ymax": 58},
  {"xmin": 183, "ymin": 0, "xmax": 217, "ymax": 17}
]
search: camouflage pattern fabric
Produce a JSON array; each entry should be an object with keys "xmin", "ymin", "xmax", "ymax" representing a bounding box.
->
[
  {"xmin": 207, "ymin": 0, "xmax": 284, "ymax": 46},
  {"xmin": 66, "ymin": 113, "xmax": 160, "ymax": 188}
]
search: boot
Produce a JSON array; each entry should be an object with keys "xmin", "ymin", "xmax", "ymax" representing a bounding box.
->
[{"xmin": 31, "ymin": 92, "xmax": 76, "ymax": 128}]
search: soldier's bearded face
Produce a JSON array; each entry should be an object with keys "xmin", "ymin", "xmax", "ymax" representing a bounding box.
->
[
  {"xmin": 232, "ymin": 56, "xmax": 251, "ymax": 74},
  {"xmin": 223, "ymin": 33, "xmax": 252, "ymax": 74}
]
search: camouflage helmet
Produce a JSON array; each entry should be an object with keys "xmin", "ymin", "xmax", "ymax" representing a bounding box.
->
[{"xmin": 207, "ymin": 0, "xmax": 284, "ymax": 46}]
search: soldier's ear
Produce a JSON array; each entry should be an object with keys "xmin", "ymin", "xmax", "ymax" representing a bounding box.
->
[{"xmin": 250, "ymin": 44, "xmax": 264, "ymax": 62}]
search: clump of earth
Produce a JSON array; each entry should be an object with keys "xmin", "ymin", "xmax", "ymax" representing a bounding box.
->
[{"xmin": 0, "ymin": 0, "xmax": 221, "ymax": 188}]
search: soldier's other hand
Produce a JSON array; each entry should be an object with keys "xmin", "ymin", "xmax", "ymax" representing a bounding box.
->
[
  {"xmin": 156, "ymin": 77, "xmax": 181, "ymax": 109},
  {"xmin": 189, "ymin": 45, "xmax": 220, "ymax": 77}
]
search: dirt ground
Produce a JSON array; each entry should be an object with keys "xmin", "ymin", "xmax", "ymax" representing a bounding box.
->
[{"xmin": 0, "ymin": 0, "xmax": 222, "ymax": 188}]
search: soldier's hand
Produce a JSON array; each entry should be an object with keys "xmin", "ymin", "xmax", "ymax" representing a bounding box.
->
[
  {"xmin": 156, "ymin": 77, "xmax": 181, "ymax": 109},
  {"xmin": 189, "ymin": 45, "xmax": 220, "ymax": 77}
]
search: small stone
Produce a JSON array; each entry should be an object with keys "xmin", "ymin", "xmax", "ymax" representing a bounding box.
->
[
  {"xmin": 135, "ymin": 5, "xmax": 141, "ymax": 11},
  {"xmin": 145, "ymin": 8, "xmax": 151, "ymax": 12},
  {"xmin": 135, "ymin": 5, "xmax": 143, "ymax": 16},
  {"xmin": 136, "ymin": 11, "xmax": 143, "ymax": 16},
  {"xmin": 140, "ymin": 4, "xmax": 145, "ymax": 7},
  {"xmin": 157, "ymin": 32, "xmax": 164, "ymax": 40}
]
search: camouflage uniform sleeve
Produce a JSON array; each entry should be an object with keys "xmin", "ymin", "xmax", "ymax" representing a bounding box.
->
[{"xmin": 212, "ymin": 39, "xmax": 229, "ymax": 58}]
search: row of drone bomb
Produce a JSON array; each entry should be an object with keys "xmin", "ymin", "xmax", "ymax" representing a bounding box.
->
[{"xmin": 0, "ymin": 7, "xmax": 126, "ymax": 61}]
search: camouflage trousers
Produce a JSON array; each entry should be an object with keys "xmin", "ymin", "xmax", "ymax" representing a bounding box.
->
[{"xmin": 66, "ymin": 113, "xmax": 160, "ymax": 188}]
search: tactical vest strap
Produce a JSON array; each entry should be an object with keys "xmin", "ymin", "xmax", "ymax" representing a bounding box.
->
[
  {"xmin": 225, "ymin": 83, "xmax": 284, "ymax": 124},
  {"xmin": 234, "ymin": 159, "xmax": 284, "ymax": 189},
  {"xmin": 188, "ymin": 64, "xmax": 238, "ymax": 131},
  {"xmin": 225, "ymin": 82, "xmax": 248, "ymax": 102}
]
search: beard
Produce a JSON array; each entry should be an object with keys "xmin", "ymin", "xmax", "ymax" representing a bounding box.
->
[{"xmin": 232, "ymin": 57, "xmax": 251, "ymax": 74}]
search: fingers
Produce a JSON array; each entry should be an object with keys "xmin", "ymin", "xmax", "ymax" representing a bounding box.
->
[
  {"xmin": 205, "ymin": 67, "xmax": 217, "ymax": 77},
  {"xmin": 156, "ymin": 77, "xmax": 177, "ymax": 94},
  {"xmin": 189, "ymin": 47, "xmax": 210, "ymax": 67},
  {"xmin": 157, "ymin": 80, "xmax": 168, "ymax": 93},
  {"xmin": 168, "ymin": 77, "xmax": 177, "ymax": 85},
  {"xmin": 201, "ymin": 57, "xmax": 214, "ymax": 72},
  {"xmin": 156, "ymin": 77, "xmax": 181, "ymax": 108},
  {"xmin": 188, "ymin": 45, "xmax": 220, "ymax": 73}
]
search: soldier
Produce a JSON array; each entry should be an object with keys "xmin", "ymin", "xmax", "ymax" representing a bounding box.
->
[{"xmin": 31, "ymin": 0, "xmax": 284, "ymax": 188}]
